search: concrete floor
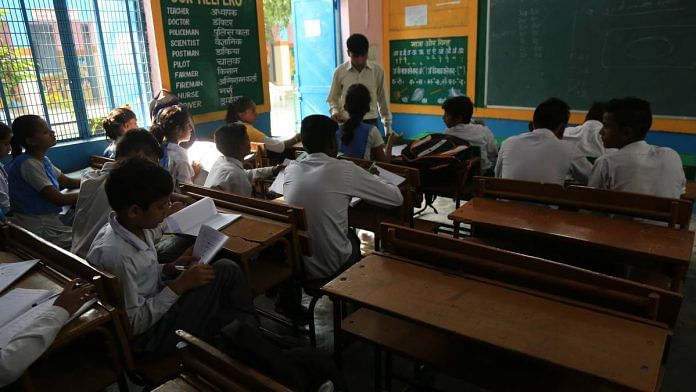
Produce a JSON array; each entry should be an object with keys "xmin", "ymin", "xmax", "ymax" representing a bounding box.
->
[{"xmin": 256, "ymin": 197, "xmax": 696, "ymax": 391}]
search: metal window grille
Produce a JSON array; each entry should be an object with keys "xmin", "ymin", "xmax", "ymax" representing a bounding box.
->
[{"xmin": 0, "ymin": 0, "xmax": 152, "ymax": 141}]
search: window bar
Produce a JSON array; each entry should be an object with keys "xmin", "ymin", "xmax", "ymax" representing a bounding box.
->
[
  {"xmin": 19, "ymin": 0, "xmax": 52, "ymax": 123},
  {"xmin": 0, "ymin": 78, "xmax": 11, "ymax": 124},
  {"xmin": 53, "ymin": 0, "xmax": 90, "ymax": 139},
  {"xmin": 92, "ymin": 0, "xmax": 115, "ymax": 110},
  {"xmin": 125, "ymin": 0, "xmax": 146, "ymax": 119}
]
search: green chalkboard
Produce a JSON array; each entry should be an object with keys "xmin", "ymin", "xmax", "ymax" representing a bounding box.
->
[
  {"xmin": 482, "ymin": 0, "xmax": 696, "ymax": 117},
  {"xmin": 390, "ymin": 36, "xmax": 467, "ymax": 106},
  {"xmin": 157, "ymin": 0, "xmax": 264, "ymax": 116}
]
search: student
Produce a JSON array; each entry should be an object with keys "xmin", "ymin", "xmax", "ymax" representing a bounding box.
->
[
  {"xmin": 327, "ymin": 33, "xmax": 392, "ymax": 134},
  {"xmin": 86, "ymin": 158, "xmax": 257, "ymax": 358},
  {"xmin": 7, "ymin": 115, "xmax": 80, "ymax": 249},
  {"xmin": 337, "ymin": 83, "xmax": 398, "ymax": 162},
  {"xmin": 71, "ymin": 129, "xmax": 164, "ymax": 258},
  {"xmin": 442, "ymin": 96, "xmax": 498, "ymax": 175},
  {"xmin": 204, "ymin": 123, "xmax": 283, "ymax": 196},
  {"xmin": 563, "ymin": 101, "xmax": 612, "ymax": 158},
  {"xmin": 495, "ymin": 98, "xmax": 591, "ymax": 185},
  {"xmin": 588, "ymin": 97, "xmax": 686, "ymax": 198},
  {"xmin": 151, "ymin": 104, "xmax": 200, "ymax": 189},
  {"xmin": 0, "ymin": 122, "xmax": 12, "ymax": 220},
  {"xmin": 0, "ymin": 279, "xmax": 96, "ymax": 386},
  {"xmin": 102, "ymin": 105, "xmax": 137, "ymax": 159},
  {"xmin": 284, "ymin": 115, "xmax": 403, "ymax": 281},
  {"xmin": 225, "ymin": 97, "xmax": 301, "ymax": 154}
]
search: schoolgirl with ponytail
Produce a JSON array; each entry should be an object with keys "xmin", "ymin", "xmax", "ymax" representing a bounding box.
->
[
  {"xmin": 150, "ymin": 104, "xmax": 200, "ymax": 189},
  {"xmin": 225, "ymin": 97, "xmax": 300, "ymax": 154},
  {"xmin": 7, "ymin": 115, "xmax": 81, "ymax": 249},
  {"xmin": 102, "ymin": 105, "xmax": 137, "ymax": 158},
  {"xmin": 337, "ymin": 83, "xmax": 398, "ymax": 162}
]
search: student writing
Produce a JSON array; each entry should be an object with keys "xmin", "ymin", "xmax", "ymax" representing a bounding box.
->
[
  {"xmin": 204, "ymin": 123, "xmax": 283, "ymax": 196},
  {"xmin": 7, "ymin": 115, "xmax": 81, "ymax": 249},
  {"xmin": 442, "ymin": 96, "xmax": 498, "ymax": 175}
]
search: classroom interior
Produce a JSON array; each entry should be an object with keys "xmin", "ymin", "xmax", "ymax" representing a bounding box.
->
[{"xmin": 1, "ymin": 0, "xmax": 695, "ymax": 391}]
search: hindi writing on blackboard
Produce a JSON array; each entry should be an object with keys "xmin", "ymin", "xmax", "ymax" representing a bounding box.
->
[{"xmin": 390, "ymin": 36, "xmax": 467, "ymax": 106}]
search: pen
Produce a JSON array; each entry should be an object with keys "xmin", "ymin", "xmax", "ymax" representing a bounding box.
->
[{"xmin": 174, "ymin": 266, "xmax": 187, "ymax": 271}]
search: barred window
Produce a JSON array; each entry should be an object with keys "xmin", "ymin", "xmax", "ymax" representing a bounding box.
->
[{"xmin": 0, "ymin": 0, "xmax": 152, "ymax": 141}]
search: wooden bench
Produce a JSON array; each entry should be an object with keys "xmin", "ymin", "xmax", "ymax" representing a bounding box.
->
[
  {"xmin": 323, "ymin": 225, "xmax": 673, "ymax": 391},
  {"xmin": 474, "ymin": 176, "xmax": 694, "ymax": 229},
  {"xmin": 151, "ymin": 330, "xmax": 291, "ymax": 391}
]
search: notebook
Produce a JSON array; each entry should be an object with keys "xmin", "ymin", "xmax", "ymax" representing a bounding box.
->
[
  {"xmin": 164, "ymin": 197, "xmax": 241, "ymax": 236},
  {"xmin": 0, "ymin": 259, "xmax": 40, "ymax": 293}
]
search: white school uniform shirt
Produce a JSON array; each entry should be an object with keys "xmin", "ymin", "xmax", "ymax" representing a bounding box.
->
[
  {"xmin": 0, "ymin": 306, "xmax": 69, "ymax": 386},
  {"xmin": 444, "ymin": 123, "xmax": 498, "ymax": 171},
  {"xmin": 588, "ymin": 140, "xmax": 686, "ymax": 199},
  {"xmin": 495, "ymin": 128, "xmax": 592, "ymax": 185},
  {"xmin": 327, "ymin": 60, "xmax": 392, "ymax": 130},
  {"xmin": 165, "ymin": 143, "xmax": 194, "ymax": 190},
  {"xmin": 0, "ymin": 163, "xmax": 8, "ymax": 213},
  {"xmin": 71, "ymin": 162, "xmax": 116, "ymax": 258},
  {"xmin": 283, "ymin": 153, "xmax": 403, "ymax": 280},
  {"xmin": 563, "ymin": 120, "xmax": 615, "ymax": 158},
  {"xmin": 87, "ymin": 213, "xmax": 177, "ymax": 335},
  {"xmin": 203, "ymin": 156, "xmax": 274, "ymax": 197}
]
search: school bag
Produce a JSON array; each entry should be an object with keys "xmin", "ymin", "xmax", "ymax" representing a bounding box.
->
[{"xmin": 400, "ymin": 133, "xmax": 475, "ymax": 187}]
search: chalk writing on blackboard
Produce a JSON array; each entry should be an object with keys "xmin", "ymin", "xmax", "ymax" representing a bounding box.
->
[{"xmin": 389, "ymin": 36, "xmax": 467, "ymax": 106}]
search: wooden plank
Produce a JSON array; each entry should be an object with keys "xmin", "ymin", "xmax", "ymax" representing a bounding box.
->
[
  {"xmin": 449, "ymin": 198, "xmax": 694, "ymax": 263},
  {"xmin": 324, "ymin": 255, "xmax": 667, "ymax": 392}
]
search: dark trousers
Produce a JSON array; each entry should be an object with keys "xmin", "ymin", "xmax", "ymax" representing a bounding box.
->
[{"xmin": 132, "ymin": 259, "xmax": 258, "ymax": 359}]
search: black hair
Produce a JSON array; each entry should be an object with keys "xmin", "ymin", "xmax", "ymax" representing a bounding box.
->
[
  {"xmin": 301, "ymin": 115, "xmax": 338, "ymax": 154},
  {"xmin": 150, "ymin": 104, "xmax": 190, "ymax": 143},
  {"xmin": 10, "ymin": 115, "xmax": 46, "ymax": 159},
  {"xmin": 605, "ymin": 97, "xmax": 652, "ymax": 139},
  {"xmin": 533, "ymin": 98, "xmax": 570, "ymax": 131},
  {"xmin": 103, "ymin": 106, "xmax": 136, "ymax": 140},
  {"xmin": 585, "ymin": 101, "xmax": 606, "ymax": 122},
  {"xmin": 0, "ymin": 122, "xmax": 12, "ymax": 140},
  {"xmin": 115, "ymin": 129, "xmax": 163, "ymax": 160},
  {"xmin": 214, "ymin": 123, "xmax": 248, "ymax": 157},
  {"xmin": 105, "ymin": 157, "xmax": 173, "ymax": 211},
  {"xmin": 347, "ymin": 34, "xmax": 369, "ymax": 56},
  {"xmin": 341, "ymin": 84, "xmax": 371, "ymax": 146},
  {"xmin": 441, "ymin": 96, "xmax": 474, "ymax": 124},
  {"xmin": 225, "ymin": 97, "xmax": 255, "ymax": 123}
]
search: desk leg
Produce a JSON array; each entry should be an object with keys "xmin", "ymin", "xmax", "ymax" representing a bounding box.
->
[
  {"xmin": 453, "ymin": 221, "xmax": 460, "ymax": 238},
  {"xmin": 374, "ymin": 346, "xmax": 382, "ymax": 392},
  {"xmin": 385, "ymin": 351, "xmax": 393, "ymax": 391},
  {"xmin": 331, "ymin": 296, "xmax": 343, "ymax": 368}
]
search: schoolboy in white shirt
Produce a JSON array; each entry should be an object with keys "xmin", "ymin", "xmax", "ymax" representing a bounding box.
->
[
  {"xmin": 204, "ymin": 123, "xmax": 282, "ymax": 196},
  {"xmin": 563, "ymin": 101, "xmax": 613, "ymax": 158},
  {"xmin": 495, "ymin": 98, "xmax": 592, "ymax": 185},
  {"xmin": 588, "ymin": 97, "xmax": 686, "ymax": 198},
  {"xmin": 442, "ymin": 96, "xmax": 498, "ymax": 175}
]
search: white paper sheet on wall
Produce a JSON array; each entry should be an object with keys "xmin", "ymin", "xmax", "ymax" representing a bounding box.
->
[{"xmin": 405, "ymin": 5, "xmax": 428, "ymax": 27}]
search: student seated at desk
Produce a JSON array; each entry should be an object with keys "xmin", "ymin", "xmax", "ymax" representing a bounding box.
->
[
  {"xmin": 87, "ymin": 158, "xmax": 257, "ymax": 358},
  {"xmin": 337, "ymin": 83, "xmax": 398, "ymax": 162},
  {"xmin": 152, "ymin": 105, "xmax": 201, "ymax": 189},
  {"xmin": 8, "ymin": 115, "xmax": 81, "ymax": 249},
  {"xmin": 0, "ymin": 122, "xmax": 12, "ymax": 220},
  {"xmin": 102, "ymin": 105, "xmax": 138, "ymax": 159},
  {"xmin": 204, "ymin": 123, "xmax": 283, "ymax": 196},
  {"xmin": 0, "ymin": 279, "xmax": 96, "ymax": 387},
  {"xmin": 72, "ymin": 129, "xmax": 169, "ymax": 258},
  {"xmin": 495, "ymin": 98, "xmax": 591, "ymax": 185},
  {"xmin": 588, "ymin": 97, "xmax": 686, "ymax": 198},
  {"xmin": 563, "ymin": 101, "xmax": 612, "ymax": 159},
  {"xmin": 442, "ymin": 96, "xmax": 498, "ymax": 176},
  {"xmin": 226, "ymin": 97, "xmax": 301, "ymax": 154},
  {"xmin": 284, "ymin": 115, "xmax": 403, "ymax": 281}
]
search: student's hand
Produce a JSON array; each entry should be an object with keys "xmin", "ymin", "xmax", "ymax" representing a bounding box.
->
[
  {"xmin": 191, "ymin": 161, "xmax": 202, "ymax": 177},
  {"xmin": 472, "ymin": 118, "xmax": 486, "ymax": 126},
  {"xmin": 166, "ymin": 201, "xmax": 186, "ymax": 216},
  {"xmin": 171, "ymin": 193, "xmax": 196, "ymax": 205},
  {"xmin": 331, "ymin": 112, "xmax": 344, "ymax": 124},
  {"xmin": 168, "ymin": 263, "xmax": 215, "ymax": 295},
  {"xmin": 54, "ymin": 279, "xmax": 97, "ymax": 316},
  {"xmin": 387, "ymin": 132, "xmax": 403, "ymax": 145},
  {"xmin": 272, "ymin": 165, "xmax": 285, "ymax": 175},
  {"xmin": 163, "ymin": 255, "xmax": 199, "ymax": 278}
]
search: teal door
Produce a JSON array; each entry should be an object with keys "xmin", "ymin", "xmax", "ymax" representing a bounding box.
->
[{"xmin": 292, "ymin": 0, "xmax": 341, "ymax": 120}]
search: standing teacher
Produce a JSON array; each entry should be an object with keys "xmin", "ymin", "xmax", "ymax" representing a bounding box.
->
[{"xmin": 327, "ymin": 33, "xmax": 392, "ymax": 135}]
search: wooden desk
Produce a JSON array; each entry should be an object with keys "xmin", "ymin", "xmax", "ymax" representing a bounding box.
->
[
  {"xmin": 448, "ymin": 198, "xmax": 694, "ymax": 290},
  {"xmin": 683, "ymin": 180, "xmax": 696, "ymax": 203},
  {"xmin": 323, "ymin": 254, "xmax": 668, "ymax": 392}
]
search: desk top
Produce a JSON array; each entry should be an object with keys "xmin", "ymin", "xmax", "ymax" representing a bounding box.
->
[
  {"xmin": 323, "ymin": 254, "xmax": 667, "ymax": 392},
  {"xmin": 219, "ymin": 213, "xmax": 291, "ymax": 258},
  {"xmin": 449, "ymin": 198, "xmax": 694, "ymax": 263},
  {"xmin": 683, "ymin": 180, "xmax": 696, "ymax": 202}
]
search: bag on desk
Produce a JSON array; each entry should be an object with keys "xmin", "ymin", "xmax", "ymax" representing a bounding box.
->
[{"xmin": 400, "ymin": 133, "xmax": 476, "ymax": 187}]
